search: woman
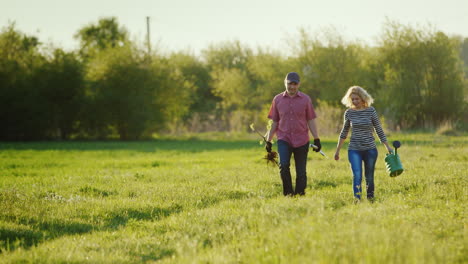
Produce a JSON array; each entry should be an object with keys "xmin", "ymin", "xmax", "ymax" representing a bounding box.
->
[{"xmin": 334, "ymin": 86, "xmax": 392, "ymax": 202}]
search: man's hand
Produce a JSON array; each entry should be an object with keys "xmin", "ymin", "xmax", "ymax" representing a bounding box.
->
[
  {"xmin": 265, "ymin": 141, "xmax": 272, "ymax": 153},
  {"xmin": 313, "ymin": 138, "xmax": 321, "ymax": 152}
]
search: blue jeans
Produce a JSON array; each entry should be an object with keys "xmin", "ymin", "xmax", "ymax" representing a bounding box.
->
[
  {"xmin": 277, "ymin": 140, "xmax": 309, "ymax": 196},
  {"xmin": 348, "ymin": 148, "xmax": 378, "ymax": 200}
]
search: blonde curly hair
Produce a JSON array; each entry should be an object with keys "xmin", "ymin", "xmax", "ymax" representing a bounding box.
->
[{"xmin": 341, "ymin": 86, "xmax": 374, "ymax": 108}]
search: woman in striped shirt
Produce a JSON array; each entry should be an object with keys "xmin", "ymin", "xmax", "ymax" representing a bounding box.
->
[{"xmin": 334, "ymin": 86, "xmax": 392, "ymax": 202}]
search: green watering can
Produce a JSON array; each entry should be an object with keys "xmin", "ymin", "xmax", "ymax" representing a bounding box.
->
[{"xmin": 385, "ymin": 141, "xmax": 404, "ymax": 177}]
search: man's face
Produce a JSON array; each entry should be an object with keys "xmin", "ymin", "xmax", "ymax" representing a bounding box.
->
[{"xmin": 285, "ymin": 81, "xmax": 300, "ymax": 96}]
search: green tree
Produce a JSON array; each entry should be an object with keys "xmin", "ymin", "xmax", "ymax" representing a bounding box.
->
[
  {"xmin": 83, "ymin": 46, "xmax": 194, "ymax": 139},
  {"xmin": 168, "ymin": 52, "xmax": 218, "ymax": 115},
  {"xmin": 0, "ymin": 23, "xmax": 46, "ymax": 140},
  {"xmin": 203, "ymin": 40, "xmax": 251, "ymax": 71},
  {"xmin": 74, "ymin": 17, "xmax": 129, "ymax": 60},
  {"xmin": 202, "ymin": 41, "xmax": 255, "ymax": 130},
  {"xmin": 34, "ymin": 49, "xmax": 85, "ymax": 139},
  {"xmin": 152, "ymin": 56, "xmax": 196, "ymax": 133},
  {"xmin": 245, "ymin": 50, "xmax": 292, "ymax": 129},
  {"xmin": 378, "ymin": 21, "xmax": 465, "ymax": 128},
  {"xmin": 423, "ymin": 33, "xmax": 465, "ymax": 124},
  {"xmin": 292, "ymin": 28, "xmax": 366, "ymax": 104},
  {"xmin": 460, "ymin": 37, "xmax": 468, "ymax": 76},
  {"xmin": 247, "ymin": 50, "xmax": 291, "ymax": 105},
  {"xmin": 84, "ymin": 47, "xmax": 155, "ymax": 139}
]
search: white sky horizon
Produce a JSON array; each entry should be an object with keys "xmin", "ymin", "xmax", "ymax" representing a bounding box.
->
[{"xmin": 2, "ymin": 0, "xmax": 467, "ymax": 57}]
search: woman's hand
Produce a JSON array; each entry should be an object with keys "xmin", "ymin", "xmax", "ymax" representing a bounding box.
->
[
  {"xmin": 384, "ymin": 142, "xmax": 393, "ymax": 153},
  {"xmin": 334, "ymin": 151, "xmax": 340, "ymax": 161},
  {"xmin": 335, "ymin": 139, "xmax": 345, "ymax": 161}
]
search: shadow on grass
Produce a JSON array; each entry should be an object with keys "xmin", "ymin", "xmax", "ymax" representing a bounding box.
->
[
  {"xmin": 0, "ymin": 204, "xmax": 182, "ymax": 254},
  {"xmin": 0, "ymin": 139, "xmax": 259, "ymax": 153},
  {"xmin": 0, "ymin": 189, "xmax": 263, "ymax": 257},
  {"xmin": 312, "ymin": 180, "xmax": 338, "ymax": 189},
  {"xmin": 191, "ymin": 190, "xmax": 281, "ymax": 209},
  {"xmin": 105, "ymin": 205, "xmax": 183, "ymax": 229},
  {"xmin": 326, "ymin": 199, "xmax": 348, "ymax": 210},
  {"xmin": 79, "ymin": 186, "xmax": 118, "ymax": 198},
  {"xmin": 0, "ymin": 140, "xmax": 344, "ymax": 153},
  {"xmin": 0, "ymin": 226, "xmax": 42, "ymax": 252},
  {"xmin": 223, "ymin": 190, "xmax": 252, "ymax": 200},
  {"xmin": 0, "ymin": 220, "xmax": 93, "ymax": 253},
  {"xmin": 137, "ymin": 248, "xmax": 176, "ymax": 262}
]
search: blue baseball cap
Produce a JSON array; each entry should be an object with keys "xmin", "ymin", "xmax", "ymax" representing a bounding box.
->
[{"xmin": 285, "ymin": 72, "xmax": 300, "ymax": 83}]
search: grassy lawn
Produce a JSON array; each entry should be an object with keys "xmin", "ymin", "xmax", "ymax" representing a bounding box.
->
[{"xmin": 0, "ymin": 133, "xmax": 466, "ymax": 263}]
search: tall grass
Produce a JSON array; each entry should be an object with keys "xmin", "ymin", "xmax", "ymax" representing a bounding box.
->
[{"xmin": 0, "ymin": 134, "xmax": 466, "ymax": 263}]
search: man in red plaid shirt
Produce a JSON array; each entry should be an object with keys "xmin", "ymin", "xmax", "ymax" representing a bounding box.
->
[{"xmin": 265, "ymin": 72, "xmax": 321, "ymax": 196}]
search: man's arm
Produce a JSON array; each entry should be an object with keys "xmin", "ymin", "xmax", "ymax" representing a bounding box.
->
[
  {"xmin": 308, "ymin": 119, "xmax": 321, "ymax": 152},
  {"xmin": 307, "ymin": 119, "xmax": 319, "ymax": 139},
  {"xmin": 266, "ymin": 120, "xmax": 277, "ymax": 142}
]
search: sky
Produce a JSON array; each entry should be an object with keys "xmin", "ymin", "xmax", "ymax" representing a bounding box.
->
[{"xmin": 1, "ymin": 0, "xmax": 467, "ymax": 56}]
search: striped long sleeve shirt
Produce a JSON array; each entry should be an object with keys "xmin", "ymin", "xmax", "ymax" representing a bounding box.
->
[{"xmin": 339, "ymin": 107, "xmax": 387, "ymax": 150}]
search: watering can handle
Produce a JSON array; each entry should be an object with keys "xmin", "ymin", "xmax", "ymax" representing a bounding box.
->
[{"xmin": 388, "ymin": 149, "xmax": 397, "ymax": 155}]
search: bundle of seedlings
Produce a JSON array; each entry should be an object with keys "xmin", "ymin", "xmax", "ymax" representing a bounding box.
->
[
  {"xmin": 263, "ymin": 150, "xmax": 279, "ymax": 167},
  {"xmin": 250, "ymin": 123, "xmax": 279, "ymax": 167}
]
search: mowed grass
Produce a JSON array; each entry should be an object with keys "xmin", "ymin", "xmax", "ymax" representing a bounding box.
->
[{"xmin": 0, "ymin": 133, "xmax": 466, "ymax": 263}]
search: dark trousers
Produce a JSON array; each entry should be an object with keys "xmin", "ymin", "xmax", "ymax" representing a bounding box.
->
[
  {"xmin": 277, "ymin": 140, "xmax": 309, "ymax": 196},
  {"xmin": 348, "ymin": 148, "xmax": 378, "ymax": 200}
]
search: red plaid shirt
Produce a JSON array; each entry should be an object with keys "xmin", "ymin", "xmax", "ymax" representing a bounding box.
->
[{"xmin": 268, "ymin": 91, "xmax": 317, "ymax": 147}]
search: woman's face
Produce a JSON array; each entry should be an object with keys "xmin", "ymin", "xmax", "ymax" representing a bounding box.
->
[{"xmin": 350, "ymin": 94, "xmax": 363, "ymax": 108}]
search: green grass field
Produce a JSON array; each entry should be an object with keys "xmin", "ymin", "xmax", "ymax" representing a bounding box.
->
[{"xmin": 0, "ymin": 133, "xmax": 466, "ymax": 263}]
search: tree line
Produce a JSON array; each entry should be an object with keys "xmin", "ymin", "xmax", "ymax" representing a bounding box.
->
[{"xmin": 0, "ymin": 18, "xmax": 466, "ymax": 140}]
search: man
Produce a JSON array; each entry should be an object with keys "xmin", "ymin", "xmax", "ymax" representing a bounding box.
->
[{"xmin": 265, "ymin": 72, "xmax": 321, "ymax": 196}]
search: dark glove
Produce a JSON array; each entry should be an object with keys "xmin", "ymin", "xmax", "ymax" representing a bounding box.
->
[
  {"xmin": 313, "ymin": 138, "xmax": 321, "ymax": 152},
  {"xmin": 265, "ymin": 141, "xmax": 272, "ymax": 153}
]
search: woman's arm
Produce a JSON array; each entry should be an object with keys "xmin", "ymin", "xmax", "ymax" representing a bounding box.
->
[
  {"xmin": 335, "ymin": 111, "xmax": 350, "ymax": 161},
  {"xmin": 382, "ymin": 141, "xmax": 392, "ymax": 153},
  {"xmin": 334, "ymin": 138, "xmax": 346, "ymax": 161},
  {"xmin": 371, "ymin": 108, "xmax": 392, "ymax": 153}
]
